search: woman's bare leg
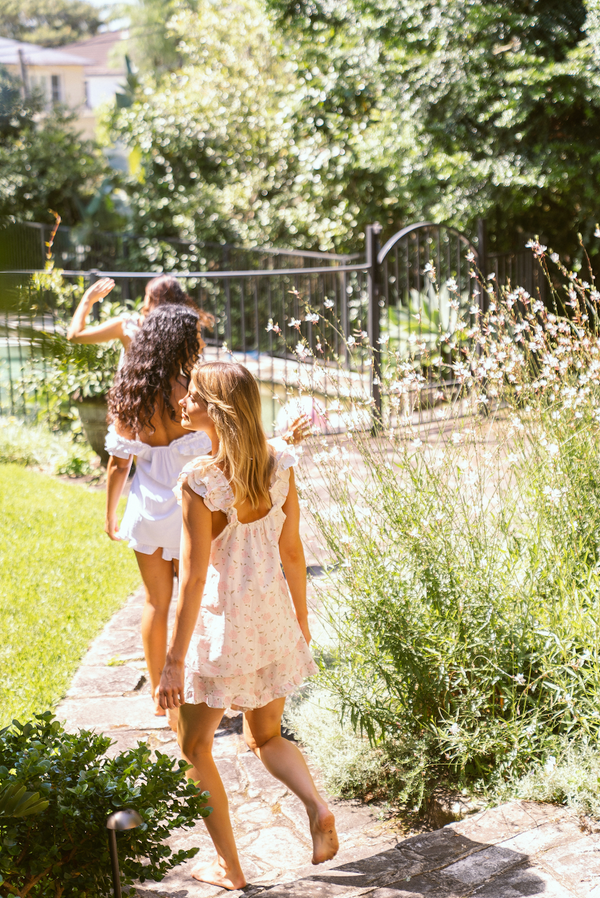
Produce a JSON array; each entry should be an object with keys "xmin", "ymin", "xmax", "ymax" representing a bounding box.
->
[
  {"xmin": 134, "ymin": 549, "xmax": 177, "ymax": 713},
  {"xmin": 244, "ymin": 698, "xmax": 339, "ymax": 864},
  {"xmin": 179, "ymin": 702, "xmax": 246, "ymax": 890}
]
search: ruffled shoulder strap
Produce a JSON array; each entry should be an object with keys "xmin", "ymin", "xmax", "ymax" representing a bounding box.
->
[
  {"xmin": 174, "ymin": 457, "xmax": 234, "ymax": 512},
  {"xmin": 121, "ymin": 313, "xmax": 142, "ymax": 340},
  {"xmin": 105, "ymin": 424, "xmax": 149, "ymax": 459},
  {"xmin": 269, "ymin": 445, "xmax": 299, "ymax": 509}
]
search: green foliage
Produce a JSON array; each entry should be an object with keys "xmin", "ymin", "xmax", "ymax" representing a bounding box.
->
[
  {"xmin": 294, "ymin": 243, "xmax": 600, "ymax": 812},
  {"xmin": 0, "ymin": 417, "xmax": 94, "ymax": 474},
  {"xmin": 0, "ymin": 0, "xmax": 101, "ymax": 47},
  {"xmin": 0, "ymin": 782, "xmax": 48, "ymax": 822},
  {"xmin": 107, "ymin": 0, "xmax": 382, "ymax": 252},
  {"xmin": 0, "ymin": 109, "xmax": 110, "ymax": 228},
  {"xmin": 125, "ymin": 0, "xmax": 193, "ymax": 75},
  {"xmin": 0, "ymin": 464, "xmax": 139, "ymax": 724},
  {"xmin": 266, "ymin": 0, "xmax": 600, "ymax": 260},
  {"xmin": 505, "ymin": 737, "xmax": 600, "ymax": 817},
  {"xmin": 17, "ymin": 267, "xmax": 129, "ymax": 429},
  {"xmin": 0, "ymin": 712, "xmax": 210, "ymax": 897}
]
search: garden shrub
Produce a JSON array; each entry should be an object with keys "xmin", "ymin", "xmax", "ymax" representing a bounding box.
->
[
  {"xmin": 0, "ymin": 418, "xmax": 94, "ymax": 475},
  {"xmin": 17, "ymin": 265, "xmax": 133, "ymax": 432},
  {"xmin": 0, "ymin": 713, "xmax": 209, "ymax": 897},
  {"xmin": 293, "ymin": 242, "xmax": 600, "ymax": 813}
]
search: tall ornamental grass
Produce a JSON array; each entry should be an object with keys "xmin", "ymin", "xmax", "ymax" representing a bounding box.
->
[{"xmin": 291, "ymin": 241, "xmax": 600, "ymax": 811}]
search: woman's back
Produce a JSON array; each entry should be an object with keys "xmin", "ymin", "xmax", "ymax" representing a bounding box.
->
[{"xmin": 176, "ymin": 445, "xmax": 315, "ymax": 704}]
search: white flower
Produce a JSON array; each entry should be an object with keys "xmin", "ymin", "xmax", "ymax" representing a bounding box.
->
[
  {"xmin": 347, "ymin": 335, "xmax": 356, "ymax": 347},
  {"xmin": 411, "ymin": 439, "xmax": 423, "ymax": 448},
  {"xmin": 487, "ymin": 272, "xmax": 496, "ymax": 280},
  {"xmin": 445, "ymin": 277, "xmax": 458, "ymax": 291},
  {"xmin": 451, "ymin": 432, "xmax": 464, "ymax": 444},
  {"xmin": 543, "ymin": 485, "xmax": 565, "ymax": 505},
  {"xmin": 449, "ymin": 723, "xmax": 460, "ymax": 736},
  {"xmin": 544, "ymin": 755, "xmax": 557, "ymax": 774},
  {"xmin": 469, "ymin": 305, "xmax": 479, "ymax": 315},
  {"xmin": 289, "ymin": 317, "xmax": 302, "ymax": 328},
  {"xmin": 595, "ymin": 225, "xmax": 600, "ymax": 238},
  {"xmin": 514, "ymin": 673, "xmax": 526, "ymax": 685},
  {"xmin": 424, "ymin": 262, "xmax": 436, "ymax": 276},
  {"xmin": 324, "ymin": 298, "xmax": 335, "ymax": 309},
  {"xmin": 550, "ymin": 252, "xmax": 559, "ymax": 263},
  {"xmin": 466, "ymin": 250, "xmax": 476, "ymax": 262},
  {"xmin": 295, "ymin": 342, "xmax": 308, "ymax": 359},
  {"xmin": 305, "ymin": 312, "xmax": 319, "ymax": 323}
]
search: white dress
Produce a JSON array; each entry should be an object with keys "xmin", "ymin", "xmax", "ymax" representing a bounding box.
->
[
  {"xmin": 105, "ymin": 425, "xmax": 212, "ymax": 560},
  {"xmin": 175, "ymin": 446, "xmax": 316, "ymax": 710}
]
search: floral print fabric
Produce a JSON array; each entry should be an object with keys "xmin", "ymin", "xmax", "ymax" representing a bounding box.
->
[{"xmin": 175, "ymin": 447, "xmax": 317, "ymax": 710}]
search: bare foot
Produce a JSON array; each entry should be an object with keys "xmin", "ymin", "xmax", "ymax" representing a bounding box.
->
[
  {"xmin": 154, "ymin": 703, "xmax": 166, "ymax": 717},
  {"xmin": 309, "ymin": 804, "xmax": 339, "ymax": 865},
  {"xmin": 190, "ymin": 858, "xmax": 247, "ymax": 890}
]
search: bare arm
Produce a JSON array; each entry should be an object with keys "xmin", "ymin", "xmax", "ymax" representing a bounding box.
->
[
  {"xmin": 279, "ymin": 468, "xmax": 310, "ymax": 645},
  {"xmin": 67, "ymin": 278, "xmax": 124, "ymax": 344},
  {"xmin": 105, "ymin": 454, "xmax": 133, "ymax": 540},
  {"xmin": 158, "ymin": 482, "xmax": 213, "ymax": 708}
]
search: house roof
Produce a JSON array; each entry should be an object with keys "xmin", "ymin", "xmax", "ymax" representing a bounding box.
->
[
  {"xmin": 0, "ymin": 37, "xmax": 88, "ymax": 66},
  {"xmin": 60, "ymin": 30, "xmax": 127, "ymax": 76}
]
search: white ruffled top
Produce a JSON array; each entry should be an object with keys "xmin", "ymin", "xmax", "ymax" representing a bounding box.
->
[
  {"xmin": 105, "ymin": 424, "xmax": 212, "ymax": 559},
  {"xmin": 175, "ymin": 446, "xmax": 311, "ymax": 679}
]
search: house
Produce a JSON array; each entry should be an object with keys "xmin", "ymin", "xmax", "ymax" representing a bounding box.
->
[
  {"xmin": 0, "ymin": 31, "xmax": 127, "ymax": 139},
  {"xmin": 0, "ymin": 36, "xmax": 88, "ymax": 112},
  {"xmin": 60, "ymin": 31, "xmax": 127, "ymax": 137}
]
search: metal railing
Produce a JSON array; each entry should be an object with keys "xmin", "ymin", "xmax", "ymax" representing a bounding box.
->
[{"xmin": 0, "ymin": 218, "xmax": 547, "ymax": 433}]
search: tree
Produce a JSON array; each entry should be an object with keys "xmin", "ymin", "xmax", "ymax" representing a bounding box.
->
[
  {"xmin": 0, "ymin": 68, "xmax": 118, "ymax": 231},
  {"xmin": 0, "ymin": 0, "xmax": 101, "ymax": 47},
  {"xmin": 266, "ymin": 0, "xmax": 600, "ymax": 262}
]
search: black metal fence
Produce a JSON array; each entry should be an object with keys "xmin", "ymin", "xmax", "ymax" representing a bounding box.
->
[{"xmin": 0, "ymin": 218, "xmax": 545, "ymax": 432}]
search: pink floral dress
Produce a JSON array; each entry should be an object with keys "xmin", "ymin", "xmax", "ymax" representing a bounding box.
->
[{"xmin": 175, "ymin": 446, "xmax": 316, "ymax": 710}]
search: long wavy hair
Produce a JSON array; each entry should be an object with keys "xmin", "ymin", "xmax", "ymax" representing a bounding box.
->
[
  {"xmin": 190, "ymin": 361, "xmax": 273, "ymax": 509},
  {"xmin": 109, "ymin": 305, "xmax": 200, "ymax": 434},
  {"xmin": 146, "ymin": 275, "xmax": 214, "ymax": 328}
]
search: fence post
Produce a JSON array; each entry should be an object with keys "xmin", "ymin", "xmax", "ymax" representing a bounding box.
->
[{"xmin": 366, "ymin": 222, "xmax": 383, "ymax": 427}]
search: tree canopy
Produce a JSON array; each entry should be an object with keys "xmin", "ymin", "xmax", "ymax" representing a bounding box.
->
[
  {"xmin": 0, "ymin": 0, "xmax": 101, "ymax": 46},
  {"xmin": 264, "ymin": 0, "xmax": 600, "ymax": 258}
]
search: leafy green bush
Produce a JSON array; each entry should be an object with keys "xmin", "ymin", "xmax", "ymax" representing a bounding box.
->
[
  {"xmin": 0, "ymin": 713, "xmax": 210, "ymax": 897},
  {"xmin": 0, "ymin": 417, "xmax": 94, "ymax": 475},
  {"xmin": 294, "ymin": 242, "xmax": 600, "ymax": 813},
  {"xmin": 18, "ymin": 266, "xmax": 132, "ymax": 431}
]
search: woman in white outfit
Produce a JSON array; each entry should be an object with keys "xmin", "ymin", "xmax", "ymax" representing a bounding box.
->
[
  {"xmin": 67, "ymin": 274, "xmax": 213, "ymax": 352},
  {"xmin": 105, "ymin": 304, "xmax": 207, "ymax": 714}
]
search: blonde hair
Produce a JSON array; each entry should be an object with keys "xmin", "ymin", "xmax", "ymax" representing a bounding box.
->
[{"xmin": 190, "ymin": 361, "xmax": 273, "ymax": 509}]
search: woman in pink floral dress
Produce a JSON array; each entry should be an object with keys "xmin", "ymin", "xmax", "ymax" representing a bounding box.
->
[{"xmin": 158, "ymin": 361, "xmax": 338, "ymax": 891}]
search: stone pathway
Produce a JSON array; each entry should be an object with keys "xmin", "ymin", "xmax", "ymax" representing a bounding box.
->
[
  {"xmin": 56, "ymin": 585, "xmax": 400, "ymax": 896},
  {"xmin": 55, "ymin": 584, "xmax": 600, "ymax": 897}
]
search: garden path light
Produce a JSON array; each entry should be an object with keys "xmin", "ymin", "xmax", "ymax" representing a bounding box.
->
[{"xmin": 106, "ymin": 809, "xmax": 143, "ymax": 898}]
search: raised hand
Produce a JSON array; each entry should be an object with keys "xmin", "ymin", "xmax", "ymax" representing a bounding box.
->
[
  {"xmin": 83, "ymin": 277, "xmax": 115, "ymax": 306},
  {"xmin": 284, "ymin": 414, "xmax": 312, "ymax": 446}
]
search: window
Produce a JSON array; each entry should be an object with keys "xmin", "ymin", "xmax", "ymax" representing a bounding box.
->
[{"xmin": 51, "ymin": 74, "xmax": 62, "ymax": 105}]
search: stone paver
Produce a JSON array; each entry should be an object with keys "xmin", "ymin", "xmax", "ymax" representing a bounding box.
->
[{"xmin": 56, "ymin": 585, "xmax": 600, "ymax": 898}]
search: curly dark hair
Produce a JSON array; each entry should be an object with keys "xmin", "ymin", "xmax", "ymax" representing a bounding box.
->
[
  {"xmin": 108, "ymin": 304, "xmax": 200, "ymax": 433},
  {"xmin": 146, "ymin": 275, "xmax": 214, "ymax": 328}
]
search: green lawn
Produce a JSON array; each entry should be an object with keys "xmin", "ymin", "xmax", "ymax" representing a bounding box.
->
[{"xmin": 0, "ymin": 465, "xmax": 140, "ymax": 726}]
